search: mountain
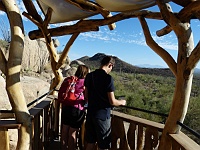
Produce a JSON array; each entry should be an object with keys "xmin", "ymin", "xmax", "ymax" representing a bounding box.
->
[
  {"xmin": 136, "ymin": 64, "xmax": 166, "ymax": 68},
  {"xmin": 194, "ymin": 68, "xmax": 200, "ymax": 74},
  {"xmin": 77, "ymin": 53, "xmax": 174, "ymax": 77}
]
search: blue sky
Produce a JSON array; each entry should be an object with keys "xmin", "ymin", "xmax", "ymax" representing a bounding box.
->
[{"xmin": 0, "ymin": 1, "xmax": 199, "ymax": 69}]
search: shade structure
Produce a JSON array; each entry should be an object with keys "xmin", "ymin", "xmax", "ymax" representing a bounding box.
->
[
  {"xmin": 96, "ymin": 0, "xmax": 156, "ymax": 12},
  {"xmin": 36, "ymin": 0, "xmax": 97, "ymax": 23},
  {"xmin": 36, "ymin": 0, "xmax": 171, "ymax": 24}
]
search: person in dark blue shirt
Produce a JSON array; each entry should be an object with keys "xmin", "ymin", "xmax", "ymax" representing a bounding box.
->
[{"xmin": 84, "ymin": 55, "xmax": 126, "ymax": 150}]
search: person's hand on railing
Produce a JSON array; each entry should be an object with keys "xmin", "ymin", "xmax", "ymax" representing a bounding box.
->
[
  {"xmin": 118, "ymin": 96, "xmax": 126, "ymax": 106},
  {"xmin": 119, "ymin": 99, "xmax": 126, "ymax": 106}
]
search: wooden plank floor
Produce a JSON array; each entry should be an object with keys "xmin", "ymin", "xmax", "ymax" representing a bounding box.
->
[{"xmin": 47, "ymin": 139, "xmax": 61, "ymax": 150}]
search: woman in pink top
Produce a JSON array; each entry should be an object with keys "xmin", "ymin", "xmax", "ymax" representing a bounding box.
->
[{"xmin": 61, "ymin": 65, "xmax": 89, "ymax": 150}]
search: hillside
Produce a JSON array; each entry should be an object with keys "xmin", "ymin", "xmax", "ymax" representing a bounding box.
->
[{"xmin": 78, "ymin": 53, "xmax": 174, "ymax": 77}]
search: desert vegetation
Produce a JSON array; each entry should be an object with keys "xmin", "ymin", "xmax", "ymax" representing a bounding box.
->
[{"xmin": 111, "ymin": 71, "xmax": 200, "ymax": 144}]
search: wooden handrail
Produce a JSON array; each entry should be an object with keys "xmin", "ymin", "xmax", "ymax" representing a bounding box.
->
[
  {"xmin": 29, "ymin": 95, "xmax": 55, "ymax": 150},
  {"xmin": 0, "ymin": 120, "xmax": 22, "ymax": 150},
  {"xmin": 112, "ymin": 110, "xmax": 164, "ymax": 131},
  {"xmin": 111, "ymin": 110, "xmax": 199, "ymax": 150},
  {"xmin": 0, "ymin": 120, "xmax": 21, "ymax": 129},
  {"xmin": 169, "ymin": 132, "xmax": 200, "ymax": 150}
]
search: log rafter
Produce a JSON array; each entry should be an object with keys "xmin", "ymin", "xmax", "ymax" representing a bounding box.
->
[
  {"xmin": 157, "ymin": 1, "xmax": 200, "ymax": 36},
  {"xmin": 0, "ymin": 1, "xmax": 6, "ymax": 11},
  {"xmin": 178, "ymin": 1, "xmax": 200, "ymax": 21},
  {"xmin": 29, "ymin": 10, "xmax": 162, "ymax": 40},
  {"xmin": 56, "ymin": 33, "xmax": 80, "ymax": 70},
  {"xmin": 22, "ymin": 0, "xmax": 43, "ymax": 24},
  {"xmin": 64, "ymin": 0, "xmax": 116, "ymax": 30},
  {"xmin": 27, "ymin": 0, "xmax": 200, "ymax": 40}
]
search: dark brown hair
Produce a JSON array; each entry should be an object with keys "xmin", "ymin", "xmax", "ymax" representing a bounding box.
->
[
  {"xmin": 75, "ymin": 65, "xmax": 89, "ymax": 79},
  {"xmin": 100, "ymin": 56, "xmax": 115, "ymax": 66}
]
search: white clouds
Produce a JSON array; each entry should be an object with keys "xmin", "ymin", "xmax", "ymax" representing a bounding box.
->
[
  {"xmin": 0, "ymin": 11, "xmax": 5, "ymax": 16},
  {"xmin": 79, "ymin": 26, "xmax": 178, "ymax": 51},
  {"xmin": 50, "ymin": 21, "xmax": 77, "ymax": 28}
]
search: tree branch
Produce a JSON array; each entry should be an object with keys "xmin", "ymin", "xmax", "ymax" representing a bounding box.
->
[
  {"xmin": 156, "ymin": 0, "xmax": 200, "ymax": 36},
  {"xmin": 65, "ymin": 0, "xmax": 116, "ymax": 30},
  {"xmin": 138, "ymin": 16, "xmax": 177, "ymax": 76},
  {"xmin": 187, "ymin": 41, "xmax": 200, "ymax": 69},
  {"xmin": 22, "ymin": 0, "xmax": 43, "ymax": 23},
  {"xmin": 178, "ymin": 1, "xmax": 200, "ymax": 21},
  {"xmin": 156, "ymin": 0, "xmax": 181, "ymax": 32},
  {"xmin": 56, "ymin": 33, "xmax": 80, "ymax": 69},
  {"xmin": 43, "ymin": 7, "xmax": 52, "ymax": 29},
  {"xmin": 42, "ymin": 7, "xmax": 53, "ymax": 43},
  {"xmin": 0, "ymin": 1, "xmax": 6, "ymax": 12},
  {"xmin": 22, "ymin": 12, "xmax": 41, "ymax": 27},
  {"xmin": 156, "ymin": 25, "xmax": 172, "ymax": 36}
]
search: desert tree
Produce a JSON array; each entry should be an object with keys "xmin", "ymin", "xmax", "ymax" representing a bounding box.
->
[{"xmin": 0, "ymin": 0, "xmax": 32, "ymax": 149}]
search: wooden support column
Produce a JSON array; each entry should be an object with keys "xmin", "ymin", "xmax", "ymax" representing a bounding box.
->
[{"xmin": 0, "ymin": 128, "xmax": 9, "ymax": 150}]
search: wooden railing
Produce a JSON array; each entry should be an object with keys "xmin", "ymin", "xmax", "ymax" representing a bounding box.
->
[
  {"xmin": 110, "ymin": 111, "xmax": 200, "ymax": 150},
  {"xmin": 29, "ymin": 95, "xmax": 55, "ymax": 150},
  {"xmin": 0, "ymin": 120, "xmax": 21, "ymax": 150},
  {"xmin": 169, "ymin": 132, "xmax": 200, "ymax": 150},
  {"xmin": 0, "ymin": 95, "xmax": 55, "ymax": 150},
  {"xmin": 111, "ymin": 111, "xmax": 164, "ymax": 150},
  {"xmin": 0, "ymin": 96, "xmax": 199, "ymax": 150}
]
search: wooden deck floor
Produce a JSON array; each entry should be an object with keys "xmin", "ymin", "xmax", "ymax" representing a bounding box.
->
[{"xmin": 47, "ymin": 139, "xmax": 61, "ymax": 150}]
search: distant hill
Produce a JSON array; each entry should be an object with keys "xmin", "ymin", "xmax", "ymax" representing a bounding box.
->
[
  {"xmin": 136, "ymin": 64, "xmax": 166, "ymax": 68},
  {"xmin": 194, "ymin": 68, "xmax": 200, "ymax": 74},
  {"xmin": 77, "ymin": 53, "xmax": 174, "ymax": 77}
]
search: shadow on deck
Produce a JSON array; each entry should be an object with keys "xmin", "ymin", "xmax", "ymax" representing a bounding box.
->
[{"xmin": 47, "ymin": 139, "xmax": 61, "ymax": 150}]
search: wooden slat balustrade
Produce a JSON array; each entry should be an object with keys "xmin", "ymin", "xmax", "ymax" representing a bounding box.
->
[
  {"xmin": 110, "ymin": 111, "xmax": 200, "ymax": 150},
  {"xmin": 0, "ymin": 97, "xmax": 199, "ymax": 150},
  {"xmin": 0, "ymin": 120, "xmax": 21, "ymax": 150},
  {"xmin": 29, "ymin": 95, "xmax": 55, "ymax": 150},
  {"xmin": 111, "ymin": 110, "xmax": 164, "ymax": 150}
]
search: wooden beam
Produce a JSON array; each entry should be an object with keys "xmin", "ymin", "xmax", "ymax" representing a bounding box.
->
[
  {"xmin": 28, "ymin": 11, "xmax": 162, "ymax": 40},
  {"xmin": 0, "ymin": 120, "xmax": 21, "ymax": 129},
  {"xmin": 22, "ymin": 0, "xmax": 43, "ymax": 23},
  {"xmin": 0, "ymin": 1, "xmax": 6, "ymax": 11},
  {"xmin": 157, "ymin": 0, "xmax": 200, "ymax": 36},
  {"xmin": 65, "ymin": 0, "xmax": 116, "ymax": 30},
  {"xmin": 56, "ymin": 33, "xmax": 80, "ymax": 69},
  {"xmin": 169, "ymin": 132, "xmax": 200, "ymax": 150},
  {"xmin": 0, "ymin": 129, "xmax": 9, "ymax": 150}
]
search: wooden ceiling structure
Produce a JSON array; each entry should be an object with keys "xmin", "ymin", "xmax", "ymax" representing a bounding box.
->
[{"xmin": 0, "ymin": 0, "xmax": 199, "ymax": 149}]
